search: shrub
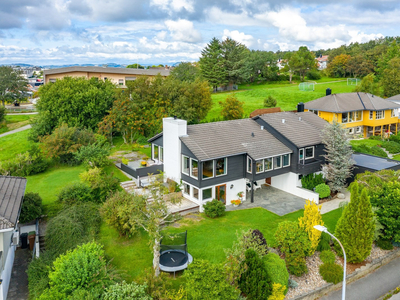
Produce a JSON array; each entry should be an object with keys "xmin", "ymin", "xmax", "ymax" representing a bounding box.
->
[
  {"xmin": 316, "ymin": 232, "xmax": 331, "ymax": 252},
  {"xmin": 141, "ymin": 268, "xmax": 172, "ymax": 300},
  {"xmin": 376, "ymin": 238, "xmax": 394, "ymax": 250},
  {"xmin": 268, "ymin": 283, "xmax": 286, "ymax": 300},
  {"xmin": 352, "ymin": 144, "xmax": 388, "ymax": 158},
  {"xmin": 27, "ymin": 251, "xmax": 54, "ymax": 299},
  {"xmin": 382, "ymin": 141, "xmax": 400, "ymax": 154},
  {"xmin": 319, "ymin": 263, "xmax": 343, "ymax": 284},
  {"xmin": 184, "ymin": 260, "xmax": 238, "ymax": 300},
  {"xmin": 298, "ymin": 200, "xmax": 324, "ymax": 255},
  {"xmin": 288, "ymin": 278, "xmax": 298, "ymax": 289},
  {"xmin": 103, "ymin": 281, "xmax": 151, "ymax": 300},
  {"xmin": 238, "ymin": 249, "xmax": 272, "ymax": 300},
  {"xmin": 220, "ymin": 94, "xmax": 244, "ymax": 120},
  {"xmin": 57, "ymin": 182, "xmax": 93, "ymax": 205},
  {"xmin": 0, "ymin": 105, "xmax": 6, "ymax": 122},
  {"xmin": 389, "ymin": 134, "xmax": 400, "ymax": 143},
  {"xmin": 203, "ymin": 199, "xmax": 225, "ymax": 218},
  {"xmin": 263, "ymin": 253, "xmax": 289, "ymax": 294},
  {"xmin": 20, "ymin": 192, "xmax": 43, "ymax": 223},
  {"xmin": 264, "ymin": 95, "xmax": 277, "ymax": 108},
  {"xmin": 306, "ymin": 70, "xmax": 321, "ymax": 80},
  {"xmin": 315, "ymin": 183, "xmax": 331, "ymax": 199},
  {"xmin": 369, "ymin": 135, "xmax": 384, "ymax": 141},
  {"xmin": 320, "ymin": 250, "xmax": 336, "ymax": 264},
  {"xmin": 252, "ymin": 229, "xmax": 268, "ymax": 251},
  {"xmin": 301, "ymin": 173, "xmax": 325, "ymax": 191},
  {"xmin": 285, "ymin": 253, "xmax": 308, "ymax": 277},
  {"xmin": 80, "ymin": 167, "xmax": 120, "ymax": 203},
  {"xmin": 74, "ymin": 140, "xmax": 111, "ymax": 169}
]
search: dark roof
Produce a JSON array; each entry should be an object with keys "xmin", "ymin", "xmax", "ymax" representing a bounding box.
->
[
  {"xmin": 259, "ymin": 111, "xmax": 328, "ymax": 148},
  {"xmin": 148, "ymin": 132, "xmax": 163, "ymax": 143},
  {"xmin": 0, "ymin": 176, "xmax": 27, "ymax": 230},
  {"xmin": 352, "ymin": 153, "xmax": 400, "ymax": 170},
  {"xmin": 387, "ymin": 94, "xmax": 400, "ymax": 102},
  {"xmin": 43, "ymin": 66, "xmax": 170, "ymax": 77},
  {"xmin": 304, "ymin": 93, "xmax": 400, "ymax": 113},
  {"xmin": 180, "ymin": 119, "xmax": 292, "ymax": 161}
]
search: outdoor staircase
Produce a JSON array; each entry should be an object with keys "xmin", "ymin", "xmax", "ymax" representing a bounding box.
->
[
  {"xmin": 120, "ymin": 180, "xmax": 137, "ymax": 193},
  {"xmin": 39, "ymin": 235, "xmax": 45, "ymax": 251}
]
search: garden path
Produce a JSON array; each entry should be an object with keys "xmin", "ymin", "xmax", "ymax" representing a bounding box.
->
[
  {"xmin": 320, "ymin": 189, "xmax": 350, "ymax": 214},
  {"xmin": 0, "ymin": 124, "xmax": 31, "ymax": 138}
]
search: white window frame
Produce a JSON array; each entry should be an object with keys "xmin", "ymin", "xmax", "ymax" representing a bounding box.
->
[
  {"xmin": 392, "ymin": 109, "xmax": 396, "ymax": 118},
  {"xmin": 355, "ymin": 111, "xmax": 363, "ymax": 122},
  {"xmin": 159, "ymin": 146, "xmax": 163, "ymax": 162},
  {"xmin": 215, "ymin": 157, "xmax": 227, "ymax": 177},
  {"xmin": 247, "ymin": 156, "xmax": 252, "ymax": 174},
  {"xmin": 274, "ymin": 156, "xmax": 282, "ymax": 169},
  {"xmin": 182, "ymin": 155, "xmax": 190, "ymax": 176},
  {"xmin": 192, "ymin": 187, "xmax": 199, "ymax": 200},
  {"xmin": 190, "ymin": 158, "xmax": 198, "ymax": 179},
  {"xmin": 255, "ymin": 160, "xmax": 264, "ymax": 174},
  {"xmin": 202, "ymin": 160, "xmax": 214, "ymax": 180},
  {"xmin": 356, "ymin": 126, "xmax": 362, "ymax": 134},
  {"xmin": 118, "ymin": 79, "xmax": 124, "ymax": 86},
  {"xmin": 369, "ymin": 111, "xmax": 374, "ymax": 120},
  {"xmin": 305, "ymin": 146, "xmax": 314, "ymax": 159},
  {"xmin": 348, "ymin": 128, "xmax": 354, "ymax": 134},
  {"xmin": 376, "ymin": 110, "xmax": 384, "ymax": 120},
  {"xmin": 202, "ymin": 187, "xmax": 213, "ymax": 201},
  {"xmin": 299, "ymin": 148, "xmax": 304, "ymax": 162},
  {"xmin": 282, "ymin": 154, "xmax": 290, "ymax": 167},
  {"xmin": 264, "ymin": 157, "xmax": 273, "ymax": 171},
  {"xmin": 183, "ymin": 182, "xmax": 190, "ymax": 195}
]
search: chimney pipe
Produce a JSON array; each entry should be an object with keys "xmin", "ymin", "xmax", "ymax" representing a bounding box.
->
[
  {"xmin": 326, "ymin": 88, "xmax": 332, "ymax": 96},
  {"xmin": 282, "ymin": 119, "xmax": 285, "ymax": 124},
  {"xmin": 297, "ymin": 102, "xmax": 304, "ymax": 112},
  {"xmin": 261, "ymin": 125, "xmax": 264, "ymax": 130}
]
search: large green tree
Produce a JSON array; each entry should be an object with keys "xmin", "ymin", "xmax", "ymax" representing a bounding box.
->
[
  {"xmin": 221, "ymin": 37, "xmax": 248, "ymax": 85},
  {"xmin": 170, "ymin": 62, "xmax": 200, "ymax": 82},
  {"xmin": 381, "ymin": 57, "xmax": 400, "ymax": 97},
  {"xmin": 377, "ymin": 41, "xmax": 400, "ymax": 76},
  {"xmin": 354, "ymin": 73, "xmax": 379, "ymax": 95},
  {"xmin": 327, "ymin": 54, "xmax": 351, "ymax": 77},
  {"xmin": 290, "ymin": 46, "xmax": 317, "ymax": 81},
  {"xmin": 241, "ymin": 50, "xmax": 277, "ymax": 83},
  {"xmin": 334, "ymin": 182, "xmax": 375, "ymax": 263},
  {"xmin": 199, "ymin": 37, "xmax": 228, "ymax": 92},
  {"xmin": 0, "ymin": 66, "xmax": 28, "ymax": 106},
  {"xmin": 32, "ymin": 77, "xmax": 116, "ymax": 138}
]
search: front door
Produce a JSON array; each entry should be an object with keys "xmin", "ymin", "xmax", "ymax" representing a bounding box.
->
[{"xmin": 215, "ymin": 184, "xmax": 226, "ymax": 204}]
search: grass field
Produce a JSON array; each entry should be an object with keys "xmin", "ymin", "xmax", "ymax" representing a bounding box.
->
[
  {"xmin": 349, "ymin": 139, "xmax": 382, "ymax": 148},
  {"xmin": 205, "ymin": 78, "xmax": 354, "ymax": 121},
  {"xmin": 100, "ymin": 207, "xmax": 342, "ymax": 280},
  {"xmin": 0, "ymin": 129, "xmax": 34, "ymax": 161},
  {"xmin": 0, "ymin": 115, "xmax": 36, "ymax": 134}
]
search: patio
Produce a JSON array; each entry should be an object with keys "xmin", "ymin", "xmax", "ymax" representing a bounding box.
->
[{"xmin": 226, "ymin": 184, "xmax": 307, "ymax": 216}]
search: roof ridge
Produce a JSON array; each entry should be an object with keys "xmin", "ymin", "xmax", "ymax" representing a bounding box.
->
[
  {"xmin": 357, "ymin": 92, "xmax": 366, "ymax": 110},
  {"xmin": 368, "ymin": 93, "xmax": 377, "ymax": 110},
  {"xmin": 333, "ymin": 94, "xmax": 339, "ymax": 111}
]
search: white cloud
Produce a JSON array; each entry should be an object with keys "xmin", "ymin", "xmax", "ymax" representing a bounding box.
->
[
  {"xmin": 348, "ymin": 31, "xmax": 384, "ymax": 44},
  {"xmin": 165, "ymin": 19, "xmax": 202, "ymax": 43},
  {"xmin": 222, "ymin": 30, "xmax": 254, "ymax": 47},
  {"xmin": 206, "ymin": 7, "xmax": 262, "ymax": 26},
  {"xmin": 150, "ymin": 0, "xmax": 194, "ymax": 13}
]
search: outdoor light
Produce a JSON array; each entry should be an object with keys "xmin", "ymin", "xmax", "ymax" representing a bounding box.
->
[
  {"xmin": 314, "ymin": 225, "xmax": 346, "ymax": 300},
  {"xmin": 230, "ymin": 184, "xmax": 234, "ymax": 189}
]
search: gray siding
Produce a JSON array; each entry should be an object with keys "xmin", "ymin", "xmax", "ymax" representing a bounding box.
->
[
  {"xmin": 152, "ymin": 136, "xmax": 163, "ymax": 146},
  {"xmin": 181, "ymin": 142, "xmax": 196, "ymax": 158}
]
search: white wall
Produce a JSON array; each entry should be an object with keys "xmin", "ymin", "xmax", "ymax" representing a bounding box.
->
[
  {"xmin": 0, "ymin": 230, "xmax": 15, "ymax": 300},
  {"xmin": 163, "ymin": 118, "xmax": 187, "ymax": 182},
  {"xmin": 271, "ymin": 172, "xmax": 319, "ymax": 203}
]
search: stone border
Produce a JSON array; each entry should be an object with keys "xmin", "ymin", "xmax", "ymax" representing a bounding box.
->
[{"xmin": 293, "ymin": 248, "xmax": 400, "ymax": 300}]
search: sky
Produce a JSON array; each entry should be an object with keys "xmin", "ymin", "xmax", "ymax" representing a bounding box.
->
[{"xmin": 1, "ymin": 0, "xmax": 399, "ymax": 66}]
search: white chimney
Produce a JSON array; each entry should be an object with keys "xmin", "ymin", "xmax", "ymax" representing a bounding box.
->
[
  {"xmin": 261, "ymin": 125, "xmax": 264, "ymax": 130},
  {"xmin": 299, "ymin": 117, "xmax": 302, "ymax": 121},
  {"xmin": 282, "ymin": 119, "xmax": 285, "ymax": 123},
  {"xmin": 163, "ymin": 117, "xmax": 187, "ymax": 182}
]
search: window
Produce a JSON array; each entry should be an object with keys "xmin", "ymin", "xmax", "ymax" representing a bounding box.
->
[
  {"xmin": 299, "ymin": 148, "xmax": 304, "ymax": 161},
  {"xmin": 369, "ymin": 111, "xmax": 374, "ymax": 120},
  {"xmin": 215, "ymin": 158, "xmax": 227, "ymax": 176},
  {"xmin": 376, "ymin": 110, "xmax": 384, "ymax": 120},
  {"xmin": 305, "ymin": 147, "xmax": 314, "ymax": 159},
  {"xmin": 392, "ymin": 109, "xmax": 396, "ymax": 118},
  {"xmin": 118, "ymin": 79, "xmax": 124, "ymax": 86},
  {"xmin": 342, "ymin": 111, "xmax": 362, "ymax": 123},
  {"xmin": 356, "ymin": 126, "xmax": 362, "ymax": 133},
  {"xmin": 342, "ymin": 112, "xmax": 349, "ymax": 123},
  {"xmin": 182, "ymin": 156, "xmax": 190, "ymax": 175},
  {"xmin": 247, "ymin": 156, "xmax": 252, "ymax": 173},
  {"xmin": 264, "ymin": 157, "xmax": 273, "ymax": 171},
  {"xmin": 275, "ymin": 156, "xmax": 281, "ymax": 169},
  {"xmin": 256, "ymin": 160, "xmax": 264, "ymax": 173},
  {"xmin": 193, "ymin": 187, "xmax": 199, "ymax": 200},
  {"xmin": 282, "ymin": 154, "xmax": 290, "ymax": 167},
  {"xmin": 310, "ymin": 110, "xmax": 318, "ymax": 115},
  {"xmin": 159, "ymin": 147, "xmax": 163, "ymax": 162},
  {"xmin": 348, "ymin": 128, "xmax": 354, "ymax": 134},
  {"xmin": 355, "ymin": 111, "xmax": 362, "ymax": 121},
  {"xmin": 183, "ymin": 183, "xmax": 190, "ymax": 195},
  {"xmin": 191, "ymin": 159, "xmax": 198, "ymax": 179},
  {"xmin": 202, "ymin": 188, "xmax": 212, "ymax": 201},
  {"xmin": 153, "ymin": 145, "xmax": 159, "ymax": 161},
  {"xmin": 49, "ymin": 79, "xmax": 56, "ymax": 83},
  {"xmin": 202, "ymin": 160, "xmax": 214, "ymax": 179}
]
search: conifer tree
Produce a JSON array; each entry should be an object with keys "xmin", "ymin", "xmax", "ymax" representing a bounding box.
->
[
  {"xmin": 334, "ymin": 182, "xmax": 375, "ymax": 263},
  {"xmin": 298, "ymin": 200, "xmax": 324, "ymax": 255}
]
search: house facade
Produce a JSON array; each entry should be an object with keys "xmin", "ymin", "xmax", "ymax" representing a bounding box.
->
[
  {"xmin": 43, "ymin": 66, "xmax": 170, "ymax": 86},
  {"xmin": 316, "ymin": 55, "xmax": 329, "ymax": 70},
  {"xmin": 148, "ymin": 112, "xmax": 326, "ymax": 210},
  {"xmin": 305, "ymin": 92, "xmax": 400, "ymax": 138}
]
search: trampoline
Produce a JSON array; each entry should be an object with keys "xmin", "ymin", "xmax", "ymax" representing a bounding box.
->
[{"xmin": 159, "ymin": 231, "xmax": 193, "ymax": 275}]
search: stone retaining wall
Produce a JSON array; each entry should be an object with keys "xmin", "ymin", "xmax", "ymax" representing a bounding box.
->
[{"xmin": 293, "ymin": 248, "xmax": 400, "ymax": 300}]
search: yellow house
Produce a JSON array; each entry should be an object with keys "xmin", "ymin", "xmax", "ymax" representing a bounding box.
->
[
  {"xmin": 43, "ymin": 66, "xmax": 170, "ymax": 86},
  {"xmin": 304, "ymin": 92, "xmax": 400, "ymax": 138}
]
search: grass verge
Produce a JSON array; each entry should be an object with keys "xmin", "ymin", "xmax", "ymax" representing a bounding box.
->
[{"xmin": 0, "ymin": 129, "xmax": 34, "ymax": 161}]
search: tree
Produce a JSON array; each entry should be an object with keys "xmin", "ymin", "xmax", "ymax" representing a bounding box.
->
[
  {"xmin": 376, "ymin": 41, "xmax": 400, "ymax": 76},
  {"xmin": 199, "ymin": 37, "xmax": 228, "ymax": 92},
  {"xmin": 0, "ymin": 66, "xmax": 28, "ymax": 106},
  {"xmin": 220, "ymin": 94, "xmax": 244, "ymax": 120},
  {"xmin": 170, "ymin": 62, "xmax": 199, "ymax": 82},
  {"xmin": 289, "ymin": 46, "xmax": 317, "ymax": 81},
  {"xmin": 221, "ymin": 37, "xmax": 248, "ymax": 85},
  {"xmin": 32, "ymin": 77, "xmax": 116, "ymax": 138},
  {"xmin": 381, "ymin": 57, "xmax": 400, "ymax": 97},
  {"xmin": 281, "ymin": 52, "xmax": 295, "ymax": 82},
  {"xmin": 0, "ymin": 105, "xmax": 6, "ymax": 122},
  {"xmin": 264, "ymin": 95, "xmax": 277, "ymax": 108},
  {"xmin": 126, "ymin": 63, "xmax": 145, "ymax": 69},
  {"xmin": 354, "ymin": 73, "xmax": 379, "ymax": 95},
  {"xmin": 101, "ymin": 173, "xmax": 181, "ymax": 276},
  {"xmin": 20, "ymin": 192, "xmax": 43, "ymax": 223},
  {"xmin": 346, "ymin": 55, "xmax": 374, "ymax": 78},
  {"xmin": 321, "ymin": 121, "xmax": 354, "ymax": 192},
  {"xmin": 298, "ymin": 200, "xmax": 324, "ymax": 255},
  {"xmin": 327, "ymin": 54, "xmax": 351, "ymax": 77},
  {"xmin": 74, "ymin": 139, "xmax": 111, "ymax": 169},
  {"xmin": 241, "ymin": 50, "xmax": 277, "ymax": 83},
  {"xmin": 334, "ymin": 182, "xmax": 375, "ymax": 263}
]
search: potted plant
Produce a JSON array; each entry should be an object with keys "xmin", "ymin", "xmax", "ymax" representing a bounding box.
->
[
  {"xmin": 231, "ymin": 199, "xmax": 241, "ymax": 207},
  {"xmin": 237, "ymin": 191, "xmax": 244, "ymax": 201},
  {"xmin": 141, "ymin": 161, "xmax": 147, "ymax": 167}
]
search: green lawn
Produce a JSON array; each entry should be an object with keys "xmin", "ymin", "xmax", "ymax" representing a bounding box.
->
[
  {"xmin": 350, "ymin": 139, "xmax": 382, "ymax": 148},
  {"xmin": 111, "ymin": 136, "xmax": 151, "ymax": 158},
  {"xmin": 206, "ymin": 79, "xmax": 355, "ymax": 121},
  {"xmin": 0, "ymin": 129, "xmax": 34, "ymax": 161},
  {"xmin": 100, "ymin": 207, "xmax": 342, "ymax": 280}
]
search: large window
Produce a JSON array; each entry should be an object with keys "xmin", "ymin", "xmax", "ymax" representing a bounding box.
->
[
  {"xmin": 247, "ymin": 156, "xmax": 252, "ymax": 173},
  {"xmin": 342, "ymin": 111, "xmax": 362, "ymax": 123},
  {"xmin": 159, "ymin": 147, "xmax": 163, "ymax": 162},
  {"xmin": 264, "ymin": 158, "xmax": 273, "ymax": 171},
  {"xmin": 193, "ymin": 187, "xmax": 199, "ymax": 200},
  {"xmin": 215, "ymin": 158, "xmax": 227, "ymax": 176},
  {"xmin": 202, "ymin": 188, "xmax": 212, "ymax": 201},
  {"xmin": 202, "ymin": 160, "xmax": 214, "ymax": 179},
  {"xmin": 183, "ymin": 183, "xmax": 190, "ymax": 195},
  {"xmin": 256, "ymin": 160, "xmax": 264, "ymax": 173},
  {"xmin": 376, "ymin": 110, "xmax": 384, "ymax": 120},
  {"xmin": 283, "ymin": 154, "xmax": 290, "ymax": 167},
  {"xmin": 355, "ymin": 111, "xmax": 362, "ymax": 121},
  {"xmin": 369, "ymin": 111, "xmax": 374, "ymax": 120},
  {"xmin": 275, "ymin": 156, "xmax": 281, "ymax": 169},
  {"xmin": 118, "ymin": 79, "xmax": 124, "ymax": 86},
  {"xmin": 392, "ymin": 109, "xmax": 396, "ymax": 118},
  {"xmin": 153, "ymin": 145, "xmax": 159, "ymax": 161},
  {"xmin": 299, "ymin": 149, "xmax": 304, "ymax": 161},
  {"xmin": 182, "ymin": 156, "xmax": 190, "ymax": 175},
  {"xmin": 191, "ymin": 159, "xmax": 198, "ymax": 179},
  {"xmin": 305, "ymin": 147, "xmax": 314, "ymax": 159}
]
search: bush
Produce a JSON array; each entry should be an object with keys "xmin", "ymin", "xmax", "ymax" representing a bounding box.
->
[
  {"xmin": 220, "ymin": 94, "xmax": 244, "ymax": 120},
  {"xmin": 268, "ymin": 283, "xmax": 286, "ymax": 300},
  {"xmin": 263, "ymin": 253, "xmax": 289, "ymax": 294},
  {"xmin": 20, "ymin": 192, "xmax": 43, "ymax": 223},
  {"xmin": 376, "ymin": 238, "xmax": 394, "ymax": 250},
  {"xmin": 74, "ymin": 140, "xmax": 111, "ymax": 169},
  {"xmin": 264, "ymin": 95, "xmax": 277, "ymax": 108},
  {"xmin": 57, "ymin": 182, "xmax": 93, "ymax": 205},
  {"xmin": 203, "ymin": 199, "xmax": 225, "ymax": 218},
  {"xmin": 80, "ymin": 167, "xmax": 120, "ymax": 203},
  {"xmin": 382, "ymin": 141, "xmax": 400, "ymax": 154},
  {"xmin": 316, "ymin": 232, "xmax": 331, "ymax": 252},
  {"xmin": 141, "ymin": 268, "xmax": 172, "ymax": 300},
  {"xmin": 288, "ymin": 279, "xmax": 298, "ymax": 289},
  {"xmin": 103, "ymin": 281, "xmax": 151, "ymax": 300},
  {"xmin": 306, "ymin": 70, "xmax": 321, "ymax": 80},
  {"xmin": 319, "ymin": 263, "xmax": 343, "ymax": 284},
  {"xmin": 369, "ymin": 135, "xmax": 384, "ymax": 141},
  {"xmin": 320, "ymin": 250, "xmax": 336, "ymax": 264},
  {"xmin": 0, "ymin": 105, "xmax": 6, "ymax": 122},
  {"xmin": 184, "ymin": 260, "xmax": 238, "ymax": 300},
  {"xmin": 352, "ymin": 144, "xmax": 388, "ymax": 158},
  {"xmin": 301, "ymin": 173, "xmax": 325, "ymax": 191},
  {"xmin": 27, "ymin": 251, "xmax": 54, "ymax": 299},
  {"xmin": 238, "ymin": 249, "xmax": 272, "ymax": 300},
  {"xmin": 315, "ymin": 183, "xmax": 331, "ymax": 199},
  {"xmin": 298, "ymin": 200, "xmax": 324, "ymax": 255},
  {"xmin": 389, "ymin": 134, "xmax": 400, "ymax": 143},
  {"xmin": 252, "ymin": 229, "xmax": 268, "ymax": 251},
  {"xmin": 285, "ymin": 254, "xmax": 308, "ymax": 277}
]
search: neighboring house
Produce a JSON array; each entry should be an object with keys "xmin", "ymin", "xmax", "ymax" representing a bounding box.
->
[
  {"xmin": 316, "ymin": 55, "xmax": 329, "ymax": 70},
  {"xmin": 386, "ymin": 94, "xmax": 400, "ymax": 119},
  {"xmin": 43, "ymin": 66, "xmax": 170, "ymax": 86},
  {"xmin": 304, "ymin": 91, "xmax": 400, "ymax": 138},
  {"xmin": 0, "ymin": 176, "xmax": 27, "ymax": 300},
  {"xmin": 147, "ymin": 111, "xmax": 327, "ymax": 210}
]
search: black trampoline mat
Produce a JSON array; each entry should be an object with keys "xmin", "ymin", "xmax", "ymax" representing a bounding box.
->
[{"xmin": 160, "ymin": 251, "xmax": 188, "ymax": 267}]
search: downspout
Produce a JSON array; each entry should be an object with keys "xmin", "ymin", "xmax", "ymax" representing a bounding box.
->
[{"xmin": 251, "ymin": 159, "xmax": 255, "ymax": 203}]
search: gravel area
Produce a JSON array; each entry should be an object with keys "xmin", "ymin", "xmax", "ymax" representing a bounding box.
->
[{"xmin": 285, "ymin": 244, "xmax": 396, "ymax": 299}]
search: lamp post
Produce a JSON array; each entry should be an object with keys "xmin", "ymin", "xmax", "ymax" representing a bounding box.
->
[{"xmin": 314, "ymin": 225, "xmax": 346, "ymax": 300}]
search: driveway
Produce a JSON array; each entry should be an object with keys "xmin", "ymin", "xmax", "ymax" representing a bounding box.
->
[{"xmin": 226, "ymin": 185, "xmax": 306, "ymax": 216}]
